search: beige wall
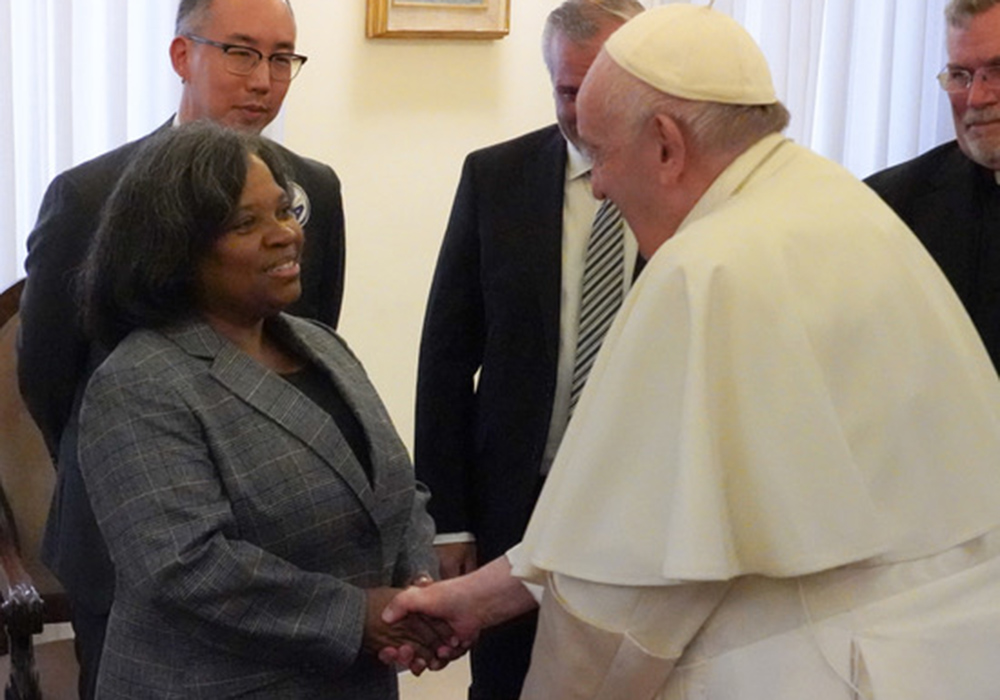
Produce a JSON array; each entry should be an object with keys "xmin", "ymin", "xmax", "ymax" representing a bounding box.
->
[{"xmin": 284, "ymin": 1, "xmax": 568, "ymax": 448}]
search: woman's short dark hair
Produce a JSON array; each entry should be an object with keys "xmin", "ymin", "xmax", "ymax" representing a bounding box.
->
[{"xmin": 80, "ymin": 120, "xmax": 293, "ymax": 347}]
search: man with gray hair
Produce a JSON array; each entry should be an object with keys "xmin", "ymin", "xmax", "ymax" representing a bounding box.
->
[
  {"xmin": 413, "ymin": 1, "xmax": 642, "ymax": 696},
  {"xmin": 387, "ymin": 5, "xmax": 1000, "ymax": 698},
  {"xmin": 866, "ymin": 0, "xmax": 1000, "ymax": 370},
  {"xmin": 18, "ymin": 1, "xmax": 345, "ymax": 696}
]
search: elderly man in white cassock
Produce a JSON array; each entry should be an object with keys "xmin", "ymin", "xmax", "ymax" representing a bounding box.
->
[{"xmin": 382, "ymin": 5, "xmax": 1000, "ymax": 698}]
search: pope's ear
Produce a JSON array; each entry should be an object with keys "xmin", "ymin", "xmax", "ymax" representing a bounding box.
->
[
  {"xmin": 653, "ymin": 113, "xmax": 686, "ymax": 183},
  {"xmin": 169, "ymin": 36, "xmax": 190, "ymax": 81}
]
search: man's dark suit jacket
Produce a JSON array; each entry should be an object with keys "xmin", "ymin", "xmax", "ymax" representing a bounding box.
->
[
  {"xmin": 17, "ymin": 120, "xmax": 347, "ymax": 616},
  {"xmin": 415, "ymin": 124, "xmax": 567, "ymax": 696},
  {"xmin": 865, "ymin": 140, "xmax": 1000, "ymax": 370}
]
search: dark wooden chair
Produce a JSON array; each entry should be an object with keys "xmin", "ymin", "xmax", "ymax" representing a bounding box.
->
[{"xmin": 0, "ymin": 279, "xmax": 78, "ymax": 699}]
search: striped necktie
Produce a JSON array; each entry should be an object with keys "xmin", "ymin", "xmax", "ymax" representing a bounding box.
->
[{"xmin": 569, "ymin": 199, "xmax": 624, "ymax": 413}]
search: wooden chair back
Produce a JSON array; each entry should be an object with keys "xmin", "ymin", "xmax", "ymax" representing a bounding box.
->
[{"xmin": 0, "ymin": 279, "xmax": 77, "ymax": 699}]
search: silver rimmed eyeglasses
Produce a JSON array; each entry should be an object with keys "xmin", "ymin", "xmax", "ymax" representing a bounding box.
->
[
  {"xmin": 937, "ymin": 63, "xmax": 1000, "ymax": 93},
  {"xmin": 185, "ymin": 34, "xmax": 307, "ymax": 82}
]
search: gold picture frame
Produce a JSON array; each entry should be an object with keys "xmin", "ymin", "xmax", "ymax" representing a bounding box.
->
[{"xmin": 366, "ymin": 0, "xmax": 511, "ymax": 40}]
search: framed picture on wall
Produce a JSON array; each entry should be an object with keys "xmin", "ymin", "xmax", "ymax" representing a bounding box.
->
[{"xmin": 366, "ymin": 0, "xmax": 510, "ymax": 39}]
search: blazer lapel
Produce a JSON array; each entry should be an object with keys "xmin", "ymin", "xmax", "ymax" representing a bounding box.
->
[
  {"xmin": 272, "ymin": 317, "xmax": 419, "ymax": 535},
  {"xmin": 165, "ymin": 319, "xmax": 379, "ymax": 515}
]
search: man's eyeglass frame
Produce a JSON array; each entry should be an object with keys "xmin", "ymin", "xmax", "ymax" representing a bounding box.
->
[
  {"xmin": 184, "ymin": 34, "xmax": 308, "ymax": 82},
  {"xmin": 937, "ymin": 63, "xmax": 1000, "ymax": 93}
]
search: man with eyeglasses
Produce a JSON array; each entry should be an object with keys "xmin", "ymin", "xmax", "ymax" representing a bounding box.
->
[
  {"xmin": 17, "ymin": 1, "xmax": 345, "ymax": 697},
  {"xmin": 866, "ymin": 0, "xmax": 1000, "ymax": 370}
]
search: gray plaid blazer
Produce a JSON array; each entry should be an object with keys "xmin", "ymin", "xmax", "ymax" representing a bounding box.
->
[{"xmin": 77, "ymin": 315, "xmax": 436, "ymax": 699}]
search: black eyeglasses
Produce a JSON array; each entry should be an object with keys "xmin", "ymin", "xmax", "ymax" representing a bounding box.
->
[
  {"xmin": 937, "ymin": 63, "xmax": 1000, "ymax": 93},
  {"xmin": 184, "ymin": 34, "xmax": 307, "ymax": 82}
]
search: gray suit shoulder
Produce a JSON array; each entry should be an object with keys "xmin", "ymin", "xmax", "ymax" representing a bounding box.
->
[{"xmin": 91, "ymin": 328, "xmax": 197, "ymax": 386}]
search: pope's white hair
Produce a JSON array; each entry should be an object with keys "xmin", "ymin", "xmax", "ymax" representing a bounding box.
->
[{"xmin": 589, "ymin": 53, "xmax": 789, "ymax": 156}]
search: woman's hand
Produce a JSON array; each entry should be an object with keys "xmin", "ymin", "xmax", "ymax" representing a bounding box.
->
[
  {"xmin": 363, "ymin": 587, "xmax": 456, "ymax": 673},
  {"xmin": 376, "ymin": 557, "xmax": 538, "ymax": 674}
]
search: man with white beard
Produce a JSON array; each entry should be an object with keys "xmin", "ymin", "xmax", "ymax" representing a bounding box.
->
[{"xmin": 867, "ymin": 0, "xmax": 1000, "ymax": 370}]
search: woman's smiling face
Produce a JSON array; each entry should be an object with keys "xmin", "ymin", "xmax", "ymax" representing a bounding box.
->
[{"xmin": 196, "ymin": 153, "xmax": 304, "ymax": 330}]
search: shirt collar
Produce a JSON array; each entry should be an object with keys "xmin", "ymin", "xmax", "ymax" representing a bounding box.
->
[{"xmin": 566, "ymin": 139, "xmax": 592, "ymax": 181}]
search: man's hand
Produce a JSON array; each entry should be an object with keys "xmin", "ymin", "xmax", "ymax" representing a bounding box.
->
[
  {"xmin": 384, "ymin": 578, "xmax": 483, "ymax": 649},
  {"xmin": 377, "ymin": 578, "xmax": 477, "ymax": 673},
  {"xmin": 363, "ymin": 587, "xmax": 455, "ymax": 673},
  {"xmin": 435, "ymin": 542, "xmax": 478, "ymax": 579},
  {"xmin": 378, "ymin": 556, "xmax": 539, "ymax": 673}
]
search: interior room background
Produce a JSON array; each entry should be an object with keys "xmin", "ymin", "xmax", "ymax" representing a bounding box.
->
[{"xmin": 1, "ymin": 0, "xmax": 953, "ymax": 447}]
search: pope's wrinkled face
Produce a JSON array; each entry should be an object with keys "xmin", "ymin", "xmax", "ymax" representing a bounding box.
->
[
  {"xmin": 172, "ymin": 0, "xmax": 297, "ymax": 133},
  {"xmin": 578, "ymin": 58, "xmax": 664, "ymax": 257},
  {"xmin": 197, "ymin": 154, "xmax": 304, "ymax": 329},
  {"xmin": 946, "ymin": 4, "xmax": 1000, "ymax": 170}
]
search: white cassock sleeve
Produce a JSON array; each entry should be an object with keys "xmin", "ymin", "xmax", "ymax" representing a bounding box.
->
[{"xmin": 520, "ymin": 573, "xmax": 729, "ymax": 700}]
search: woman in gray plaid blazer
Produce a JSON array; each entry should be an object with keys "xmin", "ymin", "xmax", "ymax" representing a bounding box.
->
[{"xmin": 73, "ymin": 123, "xmax": 441, "ymax": 698}]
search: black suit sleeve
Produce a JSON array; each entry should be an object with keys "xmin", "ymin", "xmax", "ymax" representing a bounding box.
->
[
  {"xmin": 413, "ymin": 154, "xmax": 485, "ymax": 535},
  {"xmin": 18, "ymin": 172, "xmax": 103, "ymax": 458}
]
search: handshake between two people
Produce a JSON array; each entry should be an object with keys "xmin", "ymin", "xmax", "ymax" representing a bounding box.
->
[{"xmin": 366, "ymin": 556, "xmax": 540, "ymax": 675}]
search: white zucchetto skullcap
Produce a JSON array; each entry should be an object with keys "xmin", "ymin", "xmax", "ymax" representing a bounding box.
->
[{"xmin": 604, "ymin": 4, "xmax": 777, "ymax": 105}]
